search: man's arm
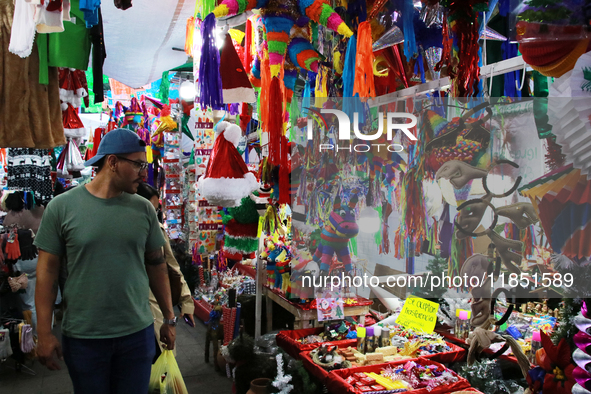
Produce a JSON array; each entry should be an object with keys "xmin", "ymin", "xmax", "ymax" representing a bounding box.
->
[
  {"xmin": 35, "ymin": 250, "xmax": 63, "ymax": 370},
  {"xmin": 145, "ymin": 248, "xmax": 176, "ymax": 350}
]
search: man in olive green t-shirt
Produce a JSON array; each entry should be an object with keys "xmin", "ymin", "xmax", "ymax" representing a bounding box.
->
[{"xmin": 34, "ymin": 129, "xmax": 176, "ymax": 394}]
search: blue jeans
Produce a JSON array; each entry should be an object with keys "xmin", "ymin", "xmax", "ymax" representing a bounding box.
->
[{"xmin": 62, "ymin": 324, "xmax": 156, "ymax": 394}]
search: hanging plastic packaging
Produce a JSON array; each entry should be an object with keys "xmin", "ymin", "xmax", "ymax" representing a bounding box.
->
[{"xmin": 148, "ymin": 350, "xmax": 189, "ymax": 394}]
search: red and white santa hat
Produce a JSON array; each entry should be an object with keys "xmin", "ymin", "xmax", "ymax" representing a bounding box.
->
[
  {"xmin": 220, "ymin": 34, "xmax": 256, "ymax": 104},
  {"xmin": 62, "ymin": 103, "xmax": 86, "ymax": 139},
  {"xmin": 198, "ymin": 121, "xmax": 258, "ymax": 207},
  {"xmin": 59, "ymin": 68, "xmax": 88, "ymax": 110}
]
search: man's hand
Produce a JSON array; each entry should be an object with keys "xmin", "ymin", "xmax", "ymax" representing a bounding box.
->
[
  {"xmin": 160, "ymin": 324, "xmax": 176, "ymax": 350},
  {"xmin": 37, "ymin": 333, "xmax": 63, "ymax": 370}
]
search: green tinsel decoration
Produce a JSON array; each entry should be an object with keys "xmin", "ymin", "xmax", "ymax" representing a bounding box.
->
[
  {"xmin": 552, "ymin": 297, "xmax": 582, "ymax": 348},
  {"xmin": 224, "ymin": 236, "xmax": 259, "ymax": 252},
  {"xmin": 551, "ymin": 258, "xmax": 591, "ymax": 347},
  {"xmin": 228, "ymin": 196, "xmax": 260, "ymax": 224}
]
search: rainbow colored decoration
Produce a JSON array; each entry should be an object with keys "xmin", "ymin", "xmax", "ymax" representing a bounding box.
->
[
  {"xmin": 212, "ymin": 0, "xmax": 352, "ymax": 78},
  {"xmin": 312, "ymin": 193, "xmax": 360, "ymax": 274}
]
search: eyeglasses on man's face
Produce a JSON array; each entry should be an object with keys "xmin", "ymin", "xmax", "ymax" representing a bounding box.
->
[{"xmin": 115, "ymin": 156, "xmax": 149, "ymax": 172}]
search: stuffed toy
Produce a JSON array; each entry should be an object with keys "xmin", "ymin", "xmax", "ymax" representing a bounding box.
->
[{"xmin": 313, "ymin": 192, "xmax": 359, "ymax": 277}]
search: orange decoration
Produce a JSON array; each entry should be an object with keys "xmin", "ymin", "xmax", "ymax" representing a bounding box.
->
[{"xmin": 353, "ymin": 21, "xmax": 376, "ymax": 99}]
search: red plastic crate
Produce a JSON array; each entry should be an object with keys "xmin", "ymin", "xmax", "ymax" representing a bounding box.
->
[
  {"xmin": 193, "ymin": 299, "xmax": 213, "ymax": 323},
  {"xmin": 299, "ymin": 340, "xmax": 466, "ymax": 384},
  {"xmin": 325, "ymin": 357, "xmax": 471, "ymax": 394},
  {"xmin": 276, "ymin": 328, "xmax": 357, "ymax": 360}
]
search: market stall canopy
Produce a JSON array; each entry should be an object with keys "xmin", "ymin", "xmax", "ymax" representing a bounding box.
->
[{"xmin": 102, "ymin": 0, "xmax": 194, "ymax": 88}]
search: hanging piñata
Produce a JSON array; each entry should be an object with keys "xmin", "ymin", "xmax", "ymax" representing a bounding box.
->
[{"xmin": 212, "ymin": 0, "xmax": 353, "ymax": 79}]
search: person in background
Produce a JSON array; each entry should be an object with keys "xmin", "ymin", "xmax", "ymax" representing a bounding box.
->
[
  {"xmin": 34, "ymin": 128, "xmax": 175, "ymax": 394},
  {"xmin": 2, "ymin": 191, "xmax": 44, "ymax": 330},
  {"xmin": 136, "ymin": 182, "xmax": 195, "ymax": 360}
]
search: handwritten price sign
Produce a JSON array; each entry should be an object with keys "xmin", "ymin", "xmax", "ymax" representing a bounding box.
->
[{"xmin": 395, "ymin": 296, "xmax": 439, "ymax": 333}]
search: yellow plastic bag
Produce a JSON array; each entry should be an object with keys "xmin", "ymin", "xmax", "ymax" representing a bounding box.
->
[{"xmin": 148, "ymin": 350, "xmax": 188, "ymax": 394}]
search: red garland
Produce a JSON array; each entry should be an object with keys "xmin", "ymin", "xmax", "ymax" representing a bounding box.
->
[
  {"xmin": 436, "ymin": 19, "xmax": 452, "ymax": 75},
  {"xmin": 244, "ymin": 19, "xmax": 253, "ymax": 74},
  {"xmin": 452, "ymin": 13, "xmax": 481, "ymax": 97},
  {"xmin": 437, "ymin": 1, "xmax": 487, "ymax": 97},
  {"xmin": 279, "ymin": 135, "xmax": 290, "ymax": 204},
  {"xmin": 268, "ymin": 77, "xmax": 283, "ymax": 165}
]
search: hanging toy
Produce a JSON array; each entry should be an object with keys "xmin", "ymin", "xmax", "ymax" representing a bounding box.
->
[
  {"xmin": 62, "ymin": 103, "xmax": 86, "ymax": 139},
  {"xmin": 198, "ymin": 13, "xmax": 224, "ymax": 110},
  {"xmin": 212, "ymin": 0, "xmax": 353, "ymax": 79},
  {"xmin": 124, "ymin": 97, "xmax": 143, "ymax": 125},
  {"xmin": 198, "ymin": 121, "xmax": 259, "ymax": 207}
]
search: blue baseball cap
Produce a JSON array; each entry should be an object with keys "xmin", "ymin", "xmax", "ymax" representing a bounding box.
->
[{"xmin": 85, "ymin": 128, "xmax": 147, "ymax": 167}]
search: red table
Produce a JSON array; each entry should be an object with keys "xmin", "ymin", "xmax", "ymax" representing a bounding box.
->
[
  {"xmin": 234, "ymin": 262, "xmax": 256, "ymax": 278},
  {"xmin": 436, "ymin": 329, "xmax": 519, "ymax": 364},
  {"xmin": 325, "ymin": 357, "xmax": 471, "ymax": 394},
  {"xmin": 264, "ymin": 286, "xmax": 372, "ymax": 330}
]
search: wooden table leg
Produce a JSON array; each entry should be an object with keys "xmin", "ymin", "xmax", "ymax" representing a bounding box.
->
[
  {"xmin": 266, "ymin": 294, "xmax": 273, "ymax": 333},
  {"xmin": 359, "ymin": 314, "xmax": 365, "ymax": 326},
  {"xmin": 294, "ymin": 319, "xmax": 303, "ymax": 330}
]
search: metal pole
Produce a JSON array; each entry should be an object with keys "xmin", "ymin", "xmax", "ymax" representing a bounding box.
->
[{"xmin": 254, "ymin": 236, "xmax": 264, "ymax": 340}]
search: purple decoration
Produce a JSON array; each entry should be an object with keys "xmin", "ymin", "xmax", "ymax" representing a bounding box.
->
[
  {"xmin": 147, "ymin": 163, "xmax": 154, "ymax": 186},
  {"xmin": 228, "ymin": 102, "xmax": 240, "ymax": 115},
  {"xmin": 198, "ymin": 13, "xmax": 224, "ymax": 110}
]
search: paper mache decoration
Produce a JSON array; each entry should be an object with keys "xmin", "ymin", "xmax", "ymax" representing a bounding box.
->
[
  {"xmin": 312, "ymin": 192, "xmax": 359, "ymax": 276},
  {"xmin": 212, "ymin": 0, "xmax": 353, "ymax": 78}
]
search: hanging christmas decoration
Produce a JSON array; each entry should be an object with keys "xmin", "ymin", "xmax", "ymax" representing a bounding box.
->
[
  {"xmin": 198, "ymin": 13, "xmax": 224, "ymax": 110},
  {"xmin": 219, "ymin": 34, "xmax": 256, "ymax": 104},
  {"xmin": 425, "ymin": 46, "xmax": 443, "ymax": 80},
  {"xmin": 198, "ymin": 121, "xmax": 259, "ymax": 207},
  {"xmin": 353, "ymin": 21, "xmax": 376, "ymax": 99},
  {"xmin": 480, "ymin": 26, "xmax": 507, "ymax": 41},
  {"xmin": 372, "ymin": 25, "xmax": 404, "ymax": 51},
  {"xmin": 419, "ymin": 3, "xmax": 445, "ymax": 28},
  {"xmin": 438, "ymin": 0, "xmax": 490, "ymax": 97}
]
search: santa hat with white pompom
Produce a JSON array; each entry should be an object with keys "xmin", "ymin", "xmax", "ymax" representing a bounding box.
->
[{"xmin": 198, "ymin": 121, "xmax": 259, "ymax": 207}]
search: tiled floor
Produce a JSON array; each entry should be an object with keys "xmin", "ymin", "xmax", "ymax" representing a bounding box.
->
[{"xmin": 0, "ymin": 318, "xmax": 233, "ymax": 394}]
